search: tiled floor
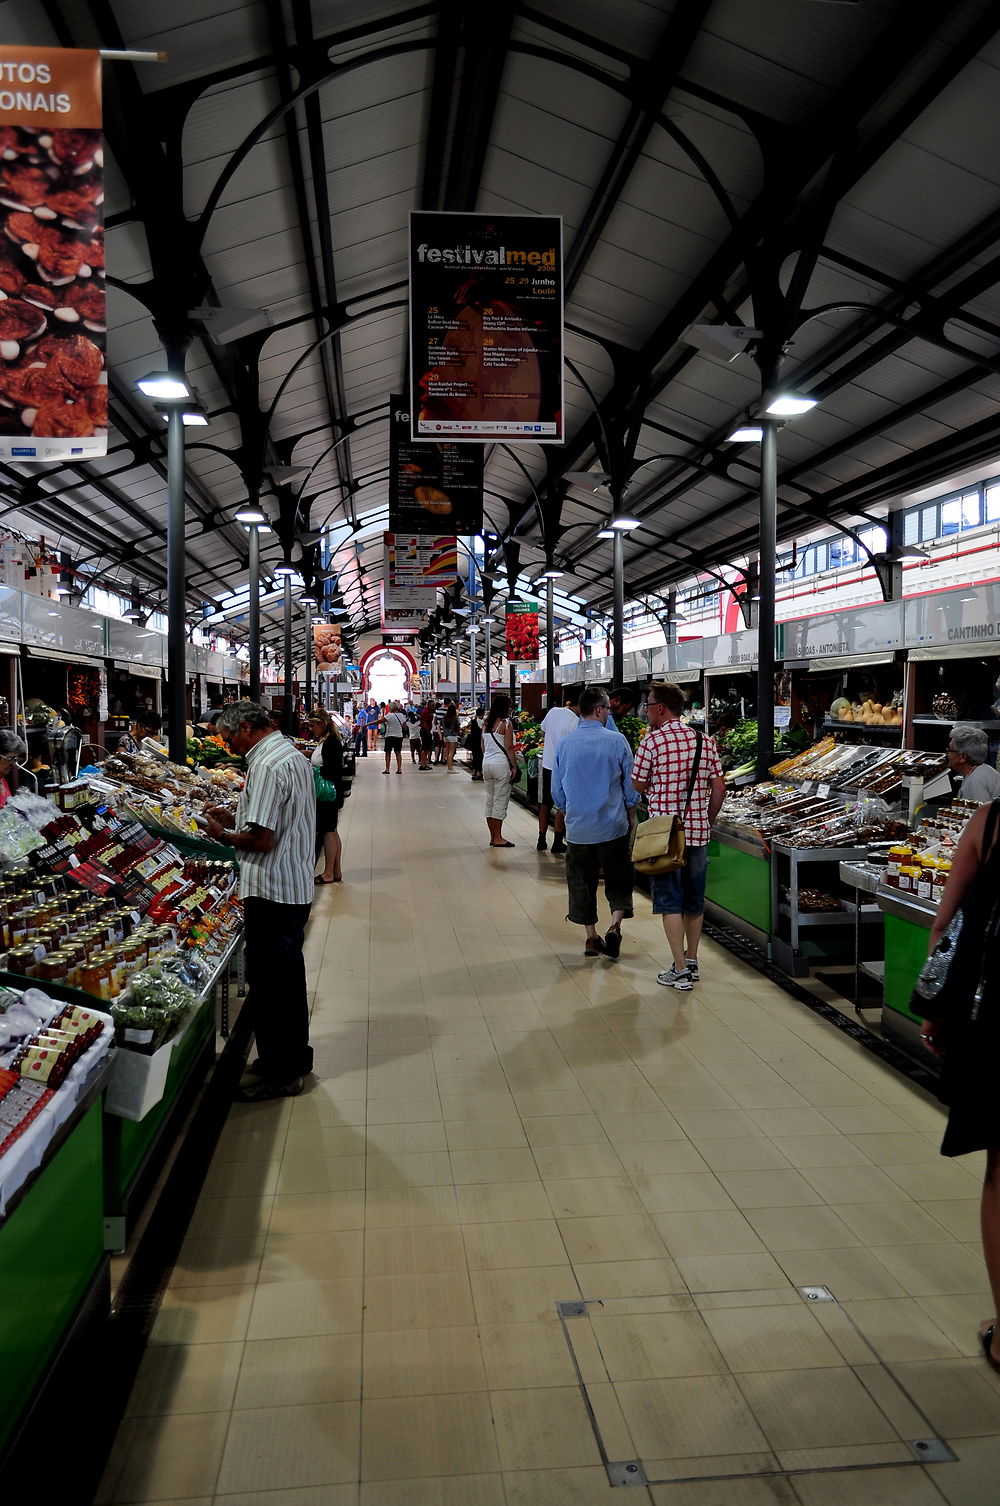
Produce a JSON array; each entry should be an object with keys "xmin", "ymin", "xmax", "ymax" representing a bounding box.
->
[{"xmin": 96, "ymin": 758, "xmax": 1000, "ymax": 1504}]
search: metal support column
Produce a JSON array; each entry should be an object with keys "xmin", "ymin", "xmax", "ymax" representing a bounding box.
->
[
  {"xmin": 303, "ymin": 601, "xmax": 312, "ymax": 713},
  {"xmin": 166, "ymin": 408, "xmax": 187, "ymax": 764},
  {"xmin": 756, "ymin": 419, "xmax": 778, "ymax": 779},
  {"xmin": 483, "ymin": 619, "xmax": 492, "ymax": 704},
  {"xmin": 612, "ymin": 530, "xmax": 625, "ymax": 686},
  {"xmin": 248, "ymin": 524, "xmax": 261, "ymax": 702},
  {"xmin": 283, "ymin": 575, "xmax": 293, "ymax": 734},
  {"xmin": 545, "ymin": 577, "xmax": 555, "ymax": 708}
]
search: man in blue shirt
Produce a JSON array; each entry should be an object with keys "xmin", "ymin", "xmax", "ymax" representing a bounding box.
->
[{"xmin": 552, "ymin": 686, "xmax": 640, "ymax": 958}]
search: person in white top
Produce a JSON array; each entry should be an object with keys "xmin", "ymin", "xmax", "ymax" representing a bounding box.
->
[
  {"xmin": 382, "ymin": 701, "xmax": 408, "ymax": 774},
  {"xmin": 537, "ymin": 686, "xmax": 580, "ymax": 853}
]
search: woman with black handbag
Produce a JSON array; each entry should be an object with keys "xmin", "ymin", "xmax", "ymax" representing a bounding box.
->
[
  {"xmin": 918, "ymin": 799, "xmax": 1000, "ymax": 1373},
  {"xmin": 307, "ymin": 708, "xmax": 345, "ymax": 884}
]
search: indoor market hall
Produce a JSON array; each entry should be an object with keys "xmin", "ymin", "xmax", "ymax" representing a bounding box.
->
[{"xmin": 94, "ymin": 761, "xmax": 996, "ymax": 1506}]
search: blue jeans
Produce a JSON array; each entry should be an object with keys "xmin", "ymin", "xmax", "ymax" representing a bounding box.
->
[{"xmin": 649, "ymin": 844, "xmax": 709, "ymax": 915}]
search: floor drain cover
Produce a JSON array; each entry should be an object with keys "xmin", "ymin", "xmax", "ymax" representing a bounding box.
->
[
  {"xmin": 556, "ymin": 1299, "xmax": 588, "ymax": 1318},
  {"xmin": 909, "ymin": 1439, "xmax": 957, "ymax": 1463},
  {"xmin": 607, "ymin": 1460, "xmax": 648, "ymax": 1487},
  {"xmin": 798, "ymin": 1285, "xmax": 835, "ymax": 1302}
]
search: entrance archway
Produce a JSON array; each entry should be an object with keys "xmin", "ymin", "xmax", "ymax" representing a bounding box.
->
[{"xmin": 359, "ymin": 645, "xmax": 417, "ymax": 704}]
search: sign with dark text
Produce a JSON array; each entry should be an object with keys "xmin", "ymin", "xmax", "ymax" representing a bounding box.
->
[{"xmin": 389, "ymin": 395, "xmax": 483, "ymax": 533}]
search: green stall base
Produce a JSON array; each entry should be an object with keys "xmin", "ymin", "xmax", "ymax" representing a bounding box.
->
[
  {"xmin": 705, "ymin": 837, "xmax": 772, "ymax": 935},
  {"xmin": 0, "ymin": 1099, "xmax": 105, "ymax": 1455},
  {"xmin": 883, "ymin": 910, "xmax": 932, "ymax": 1024},
  {"xmin": 106, "ymin": 993, "xmax": 216, "ymax": 1209}
]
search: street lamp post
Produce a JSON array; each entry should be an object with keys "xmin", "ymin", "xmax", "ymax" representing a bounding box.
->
[
  {"xmin": 283, "ymin": 575, "xmax": 293, "ymax": 734},
  {"xmin": 247, "ymin": 525, "xmax": 261, "ymax": 702},
  {"xmin": 756, "ymin": 418, "xmax": 778, "ymax": 779},
  {"xmin": 165, "ymin": 405, "xmax": 187, "ymax": 763}
]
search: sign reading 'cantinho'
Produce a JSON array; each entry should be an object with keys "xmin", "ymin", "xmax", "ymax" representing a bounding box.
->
[
  {"xmin": 409, "ymin": 211, "xmax": 564, "ymax": 444},
  {"xmin": 0, "ymin": 46, "xmax": 106, "ymax": 462}
]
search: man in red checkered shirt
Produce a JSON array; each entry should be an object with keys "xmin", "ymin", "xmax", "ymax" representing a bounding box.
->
[{"xmin": 632, "ymin": 682, "xmax": 727, "ymax": 990}]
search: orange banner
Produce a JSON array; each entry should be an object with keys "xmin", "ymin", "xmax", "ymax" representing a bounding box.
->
[{"xmin": 0, "ymin": 46, "xmax": 100, "ymax": 130}]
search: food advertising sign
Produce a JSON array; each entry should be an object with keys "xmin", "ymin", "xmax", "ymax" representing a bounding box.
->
[
  {"xmin": 0, "ymin": 47, "xmax": 106, "ymax": 461},
  {"xmin": 505, "ymin": 600, "xmax": 539, "ymax": 662},
  {"xmin": 383, "ymin": 533, "xmax": 457, "ymax": 622},
  {"xmin": 389, "ymin": 394, "xmax": 483, "ymax": 533},
  {"xmin": 409, "ymin": 211, "xmax": 564, "ymax": 443},
  {"xmin": 312, "ymin": 621, "xmax": 342, "ymax": 675}
]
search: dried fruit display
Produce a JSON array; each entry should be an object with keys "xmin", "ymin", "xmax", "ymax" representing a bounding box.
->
[{"xmin": 0, "ymin": 126, "xmax": 105, "ymax": 457}]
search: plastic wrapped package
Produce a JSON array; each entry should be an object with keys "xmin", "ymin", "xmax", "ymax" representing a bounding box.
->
[{"xmin": 0, "ymin": 807, "xmax": 45, "ymax": 864}]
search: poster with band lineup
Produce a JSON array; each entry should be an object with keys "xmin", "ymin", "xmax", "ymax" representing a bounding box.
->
[
  {"xmin": 0, "ymin": 47, "xmax": 106, "ymax": 460},
  {"xmin": 388, "ymin": 394, "xmax": 483, "ymax": 534},
  {"xmin": 409, "ymin": 211, "xmax": 564, "ymax": 443}
]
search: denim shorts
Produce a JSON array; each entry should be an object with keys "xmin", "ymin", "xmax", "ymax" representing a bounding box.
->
[{"xmin": 649, "ymin": 844, "xmax": 709, "ymax": 915}]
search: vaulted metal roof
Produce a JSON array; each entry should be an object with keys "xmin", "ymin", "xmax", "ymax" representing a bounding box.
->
[{"xmin": 1, "ymin": 0, "xmax": 999, "ymax": 650}]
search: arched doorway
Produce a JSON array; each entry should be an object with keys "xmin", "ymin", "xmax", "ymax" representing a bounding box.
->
[{"xmin": 359, "ymin": 646, "xmax": 418, "ymax": 704}]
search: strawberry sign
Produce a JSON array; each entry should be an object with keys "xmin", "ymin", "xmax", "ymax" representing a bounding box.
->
[{"xmin": 505, "ymin": 601, "xmax": 539, "ymax": 662}]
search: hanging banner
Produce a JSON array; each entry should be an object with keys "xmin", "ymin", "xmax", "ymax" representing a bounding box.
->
[
  {"xmin": 505, "ymin": 600, "xmax": 540, "ymax": 662},
  {"xmin": 382, "ymin": 532, "xmax": 458, "ymax": 623},
  {"xmin": 312, "ymin": 621, "xmax": 342, "ymax": 674},
  {"xmin": 0, "ymin": 47, "xmax": 106, "ymax": 461},
  {"xmin": 409, "ymin": 210, "xmax": 564, "ymax": 443},
  {"xmin": 389, "ymin": 394, "xmax": 483, "ymax": 533}
]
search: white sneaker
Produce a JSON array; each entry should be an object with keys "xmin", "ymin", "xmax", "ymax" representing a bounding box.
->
[
  {"xmin": 657, "ymin": 965, "xmax": 693, "ymax": 990},
  {"xmin": 685, "ymin": 958, "xmax": 700, "ymax": 982}
]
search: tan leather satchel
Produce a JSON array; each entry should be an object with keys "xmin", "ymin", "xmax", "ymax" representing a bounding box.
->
[{"xmin": 630, "ymin": 731, "xmax": 703, "ymax": 875}]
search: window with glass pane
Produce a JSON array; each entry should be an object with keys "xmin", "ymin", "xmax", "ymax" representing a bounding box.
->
[
  {"xmin": 903, "ymin": 510, "xmax": 920, "ymax": 545},
  {"xmin": 987, "ymin": 484, "xmax": 1000, "ymax": 522},
  {"xmin": 960, "ymin": 492, "xmax": 982, "ymax": 530},
  {"xmin": 921, "ymin": 503, "xmax": 938, "ymax": 540},
  {"xmin": 940, "ymin": 498, "xmax": 961, "ymax": 536},
  {"xmin": 860, "ymin": 525, "xmax": 887, "ymax": 556},
  {"xmin": 813, "ymin": 543, "xmax": 828, "ymax": 573}
]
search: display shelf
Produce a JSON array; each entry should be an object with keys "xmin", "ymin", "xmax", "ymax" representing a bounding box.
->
[
  {"xmin": 911, "ymin": 716, "xmax": 1000, "ymax": 728},
  {"xmin": 822, "ymin": 718, "xmax": 902, "ymax": 737},
  {"xmin": 860, "ymin": 959, "xmax": 886, "ymax": 984}
]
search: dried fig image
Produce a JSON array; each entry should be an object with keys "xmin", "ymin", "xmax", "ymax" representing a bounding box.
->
[{"xmin": 0, "ymin": 299, "xmax": 48, "ymax": 360}]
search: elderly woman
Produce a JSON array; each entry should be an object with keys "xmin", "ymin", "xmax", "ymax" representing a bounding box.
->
[
  {"xmin": 307, "ymin": 707, "xmax": 345, "ymax": 883},
  {"xmin": 0, "ymin": 729, "xmax": 27, "ymax": 809},
  {"xmin": 946, "ymin": 723, "xmax": 1000, "ymax": 803}
]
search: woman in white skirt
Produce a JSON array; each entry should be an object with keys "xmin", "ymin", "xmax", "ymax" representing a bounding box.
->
[{"xmin": 482, "ymin": 694, "xmax": 517, "ymax": 847}]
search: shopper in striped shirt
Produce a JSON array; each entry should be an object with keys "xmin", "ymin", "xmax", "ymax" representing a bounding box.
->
[{"xmin": 205, "ymin": 701, "xmax": 316, "ymax": 1101}]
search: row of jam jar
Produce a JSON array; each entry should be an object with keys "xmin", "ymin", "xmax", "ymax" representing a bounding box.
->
[
  {"xmin": 885, "ymin": 846, "xmax": 951, "ymax": 900},
  {"xmin": 0, "ymin": 891, "xmax": 132, "ymax": 952},
  {"xmin": 5, "ymin": 924, "xmax": 178, "ymax": 1000}
]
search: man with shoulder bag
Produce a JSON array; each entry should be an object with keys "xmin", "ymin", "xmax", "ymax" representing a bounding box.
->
[{"xmin": 632, "ymin": 682, "xmax": 726, "ymax": 990}]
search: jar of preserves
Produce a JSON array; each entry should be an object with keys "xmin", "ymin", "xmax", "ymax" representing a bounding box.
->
[
  {"xmin": 7, "ymin": 944, "xmax": 38, "ymax": 977},
  {"xmin": 887, "ymin": 844, "xmax": 912, "ymax": 877},
  {"xmin": 80, "ymin": 960, "xmax": 110, "ymax": 1001},
  {"xmin": 916, "ymin": 859, "xmax": 936, "ymax": 901},
  {"xmin": 897, "ymin": 865, "xmax": 921, "ymax": 894}
]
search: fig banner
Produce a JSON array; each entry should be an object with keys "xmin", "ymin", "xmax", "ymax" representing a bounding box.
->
[{"xmin": 505, "ymin": 601, "xmax": 539, "ymax": 663}]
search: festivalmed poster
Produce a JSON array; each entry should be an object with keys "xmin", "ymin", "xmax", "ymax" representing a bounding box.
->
[
  {"xmin": 313, "ymin": 620, "xmax": 342, "ymax": 674},
  {"xmin": 0, "ymin": 47, "xmax": 107, "ymax": 461},
  {"xmin": 409, "ymin": 211, "xmax": 563, "ymax": 443},
  {"xmin": 505, "ymin": 601, "xmax": 540, "ymax": 662},
  {"xmin": 389, "ymin": 395, "xmax": 483, "ymax": 533}
]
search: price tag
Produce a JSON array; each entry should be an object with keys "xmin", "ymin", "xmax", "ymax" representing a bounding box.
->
[
  {"xmin": 817, "ymin": 783, "xmax": 831, "ymax": 799},
  {"xmin": 800, "ymin": 781, "xmax": 813, "ymax": 795},
  {"xmin": 67, "ymin": 854, "xmax": 80, "ymax": 868}
]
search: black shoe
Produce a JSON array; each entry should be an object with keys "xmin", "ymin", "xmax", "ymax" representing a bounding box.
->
[
  {"xmin": 551, "ymin": 837, "xmax": 566, "ymax": 854},
  {"xmin": 603, "ymin": 926, "xmax": 622, "ymax": 959},
  {"xmin": 235, "ymin": 1076, "xmax": 304, "ymax": 1103},
  {"xmin": 536, "ymin": 835, "xmax": 547, "ymax": 851},
  {"xmin": 584, "ymin": 935, "xmax": 606, "ymax": 958}
]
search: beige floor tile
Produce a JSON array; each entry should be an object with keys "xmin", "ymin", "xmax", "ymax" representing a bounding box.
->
[
  {"xmin": 846, "ymin": 1130, "xmax": 949, "ymax": 1164},
  {"xmin": 364, "ymin": 1185, "xmax": 461, "ymax": 1228},
  {"xmin": 149, "ymin": 1284, "xmax": 255, "ymax": 1346},
  {"xmin": 799, "ymin": 1164, "xmax": 912, "ymax": 1205},
  {"xmin": 361, "ymin": 1478, "xmax": 503, "ymax": 1506},
  {"xmin": 96, "ymin": 1411, "xmax": 231, "ymax": 1503},
  {"xmin": 125, "ymin": 1340, "xmax": 243, "ymax": 1417},
  {"xmin": 926, "ymin": 1432, "xmax": 1000, "ymax": 1506},
  {"xmin": 882, "ymin": 1161, "xmax": 983, "ymax": 1200},
  {"xmin": 774, "ymin": 1245, "xmax": 907, "ymax": 1301},
  {"xmin": 217, "ymin": 1401, "xmax": 360, "ymax": 1492},
  {"xmin": 364, "ymin": 1223, "xmax": 468, "ymax": 1278},
  {"xmin": 274, "ymin": 1155, "xmax": 366, "ymax": 1196},
  {"xmin": 693, "ymin": 1138, "xmax": 792, "ymax": 1173},
  {"xmin": 449, "ymin": 1146, "xmax": 541, "ymax": 1184},
  {"xmin": 455, "ymin": 1179, "xmax": 554, "ymax": 1223},
  {"xmin": 363, "ymin": 1269, "xmax": 476, "ymax": 1330},
  {"xmin": 361, "ymin": 1391, "xmax": 499, "ymax": 1479},
  {"xmin": 743, "ymin": 1204, "xmax": 862, "ymax": 1252},
  {"xmin": 737, "ymin": 1365, "xmax": 899, "ymax": 1450},
  {"xmin": 715, "ymin": 1169, "xmax": 825, "ymax": 1209},
  {"xmin": 478, "ymin": 1319, "xmax": 584, "ymax": 1390},
  {"xmin": 575, "ymin": 1256, "xmax": 688, "ymax": 1298},
  {"xmin": 532, "ymin": 1142, "xmax": 625, "ymax": 1181},
  {"xmin": 743, "ymin": 1108, "xmax": 837, "ymax": 1138},
  {"xmin": 919, "ymin": 1199, "xmax": 981, "ymax": 1242},
  {"xmin": 649, "ymin": 1477, "xmax": 800, "ymax": 1506},
  {"xmin": 615, "ymin": 1372, "xmax": 769, "ymax": 1460},
  {"xmin": 234, "ymin": 1332, "xmax": 361, "ymax": 1408},
  {"xmin": 215, "ymin": 1123, "xmax": 289, "ymax": 1163},
  {"xmin": 669, "ymin": 1107, "xmax": 766, "ymax": 1140},
  {"xmin": 639, "ymin": 1173, "xmax": 736, "ymax": 1214},
  {"xmin": 247, "ymin": 1277, "xmax": 363, "ymax": 1340},
  {"xmin": 914, "ymin": 1293, "xmax": 991, "ymax": 1357},
  {"xmin": 596, "ymin": 1109, "xmax": 686, "ymax": 1142},
  {"xmin": 701, "ymin": 1302, "xmax": 845, "ymax": 1372},
  {"xmin": 186, "ymin": 1194, "xmax": 273, "ymax": 1242},
  {"xmin": 617, "ymin": 1139, "xmax": 711, "ymax": 1178},
  {"xmin": 470, "ymin": 1263, "xmax": 579, "ymax": 1325},
  {"xmin": 521, "ymin": 1113, "xmax": 610, "ymax": 1146},
  {"xmin": 490, "ymin": 1385, "xmax": 604, "ymax": 1471},
  {"xmin": 200, "ymin": 1157, "xmax": 283, "ymax": 1200},
  {"xmin": 655, "ymin": 1209, "xmax": 765, "ymax": 1258},
  {"xmin": 361, "ymin": 1324, "xmax": 487, "ymax": 1398},
  {"xmin": 558, "ymin": 1212, "xmax": 668, "ymax": 1265},
  {"xmin": 589, "ymin": 1307, "xmax": 726, "ymax": 1380},
  {"xmin": 841, "ymin": 1296, "xmax": 965, "ymax": 1363},
  {"xmin": 543, "ymin": 1175, "xmax": 646, "ymax": 1218},
  {"xmin": 222, "ymin": 1486, "xmax": 359, "ymax": 1506},
  {"xmin": 366, "ymin": 1095, "xmax": 443, "ymax": 1124},
  {"xmin": 258, "ymin": 1229, "xmax": 364, "ymax": 1283},
  {"xmin": 673, "ymin": 1251, "xmax": 792, "ymax": 1293},
  {"xmin": 505, "ymin": 1465, "xmax": 639, "ymax": 1506},
  {"xmin": 889, "ymin": 1356, "xmax": 1000, "ymax": 1437},
  {"xmin": 831, "ymin": 1199, "xmax": 960, "ymax": 1247},
  {"xmin": 364, "ymin": 1151, "xmax": 456, "ymax": 1188},
  {"xmin": 362, "ymin": 1120, "xmax": 449, "ymax": 1154},
  {"xmin": 821, "ymin": 1104, "xmax": 917, "ymax": 1134},
  {"xmin": 171, "ymin": 1235, "xmax": 264, "ymax": 1288},
  {"xmin": 769, "ymin": 1134, "xmax": 872, "ymax": 1169},
  {"xmin": 463, "ymin": 1217, "xmax": 568, "ymax": 1271},
  {"xmin": 444, "ymin": 1117, "xmax": 529, "ymax": 1149},
  {"xmin": 869, "ymin": 1243, "xmax": 988, "ymax": 1298}
]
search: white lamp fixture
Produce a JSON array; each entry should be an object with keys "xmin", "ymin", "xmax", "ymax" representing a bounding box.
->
[
  {"xmin": 727, "ymin": 424, "xmax": 764, "ymax": 443},
  {"xmin": 596, "ymin": 527, "xmax": 615, "ymax": 540},
  {"xmin": 136, "ymin": 371, "xmax": 192, "ymax": 400},
  {"xmin": 539, "ymin": 568, "xmax": 564, "ymax": 580},
  {"xmin": 610, "ymin": 516, "xmax": 641, "ymax": 531},
  {"xmin": 765, "ymin": 394, "xmax": 817, "ymax": 417},
  {"xmin": 298, "ymin": 594, "xmax": 317, "ymax": 607},
  {"xmin": 273, "ymin": 564, "xmax": 296, "ymax": 577},
  {"xmin": 234, "ymin": 504, "xmax": 267, "ymax": 524},
  {"xmin": 479, "ymin": 616, "xmax": 497, "ymax": 626},
  {"xmin": 243, "ymin": 522, "xmax": 272, "ymax": 534},
  {"xmin": 156, "ymin": 403, "xmax": 208, "ymax": 427}
]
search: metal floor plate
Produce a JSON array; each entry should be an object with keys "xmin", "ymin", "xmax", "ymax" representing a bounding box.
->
[{"xmin": 557, "ymin": 1283, "xmax": 957, "ymax": 1488}]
